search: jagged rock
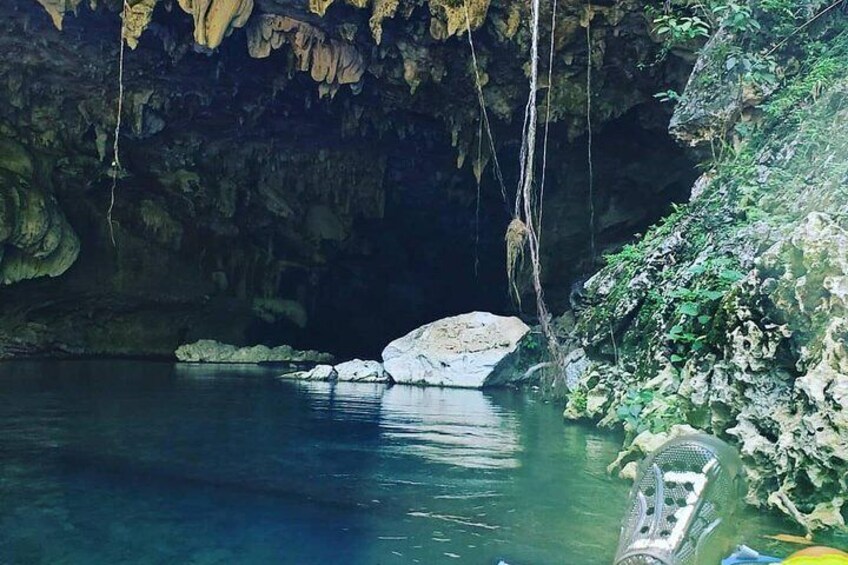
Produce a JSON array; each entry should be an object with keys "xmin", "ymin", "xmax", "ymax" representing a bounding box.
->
[
  {"xmin": 281, "ymin": 360, "xmax": 390, "ymax": 383},
  {"xmin": 177, "ymin": 0, "xmax": 254, "ymax": 49},
  {"xmin": 246, "ymin": 14, "xmax": 365, "ymax": 96},
  {"xmin": 669, "ymin": 27, "xmax": 775, "ymax": 146},
  {"xmin": 279, "ymin": 364, "xmax": 337, "ymax": 381},
  {"xmin": 368, "ymin": 0, "xmax": 399, "ymax": 44},
  {"xmin": 669, "ymin": 29, "xmax": 742, "ymax": 146},
  {"xmin": 563, "ymin": 347, "xmax": 589, "ymax": 391},
  {"xmin": 558, "ymin": 55, "xmax": 848, "ymax": 530},
  {"xmin": 175, "ymin": 339, "xmax": 333, "ymax": 363},
  {"xmin": 720, "ymin": 213, "xmax": 848, "ymax": 531},
  {"xmin": 35, "ymin": 0, "xmax": 82, "ymax": 30},
  {"xmin": 0, "ymin": 170, "xmax": 79, "ymax": 285},
  {"xmin": 334, "ymin": 359, "xmax": 392, "ymax": 383},
  {"xmin": 382, "ymin": 312, "xmax": 530, "ymax": 388},
  {"xmin": 427, "ymin": 0, "xmax": 490, "ymax": 40},
  {"xmin": 123, "ymin": 0, "xmax": 158, "ymax": 49}
]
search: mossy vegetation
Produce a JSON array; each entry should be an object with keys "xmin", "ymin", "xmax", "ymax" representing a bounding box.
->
[
  {"xmin": 563, "ymin": 12, "xmax": 848, "ymax": 529},
  {"xmin": 587, "ymin": 23, "xmax": 848, "ymax": 355}
]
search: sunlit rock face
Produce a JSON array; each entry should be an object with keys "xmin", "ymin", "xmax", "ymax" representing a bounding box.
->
[
  {"xmin": 0, "ymin": 0, "xmax": 696, "ymax": 358},
  {"xmin": 382, "ymin": 312, "xmax": 530, "ymax": 388}
]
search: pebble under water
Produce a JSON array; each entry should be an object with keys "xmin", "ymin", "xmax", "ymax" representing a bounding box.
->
[{"xmin": 0, "ymin": 361, "xmax": 829, "ymax": 564}]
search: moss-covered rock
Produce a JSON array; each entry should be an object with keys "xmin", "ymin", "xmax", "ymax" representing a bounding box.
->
[{"xmin": 554, "ymin": 27, "xmax": 848, "ymax": 531}]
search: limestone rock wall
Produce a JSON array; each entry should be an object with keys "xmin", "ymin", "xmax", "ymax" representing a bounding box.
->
[{"xmin": 554, "ymin": 25, "xmax": 848, "ymax": 531}]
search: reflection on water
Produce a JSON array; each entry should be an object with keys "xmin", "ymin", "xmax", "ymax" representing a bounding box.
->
[
  {"xmin": 0, "ymin": 361, "xmax": 829, "ymax": 565},
  {"xmin": 380, "ymin": 385, "xmax": 521, "ymax": 470},
  {"xmin": 288, "ymin": 381, "xmax": 523, "ymax": 469}
]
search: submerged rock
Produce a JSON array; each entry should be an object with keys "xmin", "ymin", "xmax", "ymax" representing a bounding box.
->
[
  {"xmin": 381, "ymin": 312, "xmax": 530, "ymax": 388},
  {"xmin": 175, "ymin": 339, "xmax": 333, "ymax": 364}
]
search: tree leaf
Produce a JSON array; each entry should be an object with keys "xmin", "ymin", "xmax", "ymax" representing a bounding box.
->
[
  {"xmin": 703, "ymin": 290, "xmax": 725, "ymax": 301},
  {"xmin": 679, "ymin": 302, "xmax": 700, "ymax": 316},
  {"xmin": 720, "ymin": 269, "xmax": 745, "ymax": 282}
]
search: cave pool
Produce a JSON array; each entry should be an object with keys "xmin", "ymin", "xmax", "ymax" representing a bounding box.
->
[{"xmin": 0, "ymin": 361, "xmax": 833, "ymax": 564}]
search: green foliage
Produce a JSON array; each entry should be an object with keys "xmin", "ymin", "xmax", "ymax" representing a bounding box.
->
[
  {"xmin": 651, "ymin": 12, "xmax": 712, "ymax": 44},
  {"xmin": 711, "ymin": 1, "xmax": 759, "ymax": 34},
  {"xmin": 616, "ymin": 388, "xmax": 688, "ymax": 435},
  {"xmin": 569, "ymin": 388, "xmax": 588, "ymax": 415},
  {"xmin": 762, "ymin": 38, "xmax": 845, "ymax": 120},
  {"xmin": 648, "ymin": 0, "xmax": 838, "ymax": 99},
  {"xmin": 725, "ymin": 50, "xmax": 779, "ymax": 87},
  {"xmin": 666, "ymin": 257, "xmax": 745, "ymax": 365},
  {"xmin": 522, "ymin": 331, "xmax": 544, "ymax": 353},
  {"xmin": 604, "ymin": 242, "xmax": 642, "ymax": 267}
]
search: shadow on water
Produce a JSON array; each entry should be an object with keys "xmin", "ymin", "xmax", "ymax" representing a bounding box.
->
[{"xmin": 1, "ymin": 361, "xmax": 839, "ymax": 564}]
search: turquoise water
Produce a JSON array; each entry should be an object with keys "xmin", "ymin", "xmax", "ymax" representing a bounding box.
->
[{"xmin": 0, "ymin": 361, "xmax": 834, "ymax": 564}]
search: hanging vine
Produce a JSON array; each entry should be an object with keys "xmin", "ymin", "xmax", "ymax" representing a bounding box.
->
[
  {"xmin": 106, "ymin": 0, "xmax": 129, "ymax": 247},
  {"xmin": 586, "ymin": 2, "xmax": 596, "ymax": 267},
  {"xmin": 508, "ymin": 0, "xmax": 565, "ymax": 368}
]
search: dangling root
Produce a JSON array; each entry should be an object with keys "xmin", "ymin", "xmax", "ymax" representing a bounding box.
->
[
  {"xmin": 505, "ymin": 0, "xmax": 566, "ymax": 371},
  {"xmin": 505, "ymin": 218, "xmax": 529, "ymax": 309},
  {"xmin": 107, "ymin": 0, "xmax": 129, "ymax": 247}
]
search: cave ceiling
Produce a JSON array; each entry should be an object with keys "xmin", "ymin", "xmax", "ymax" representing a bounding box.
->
[{"xmin": 0, "ymin": 0, "xmax": 693, "ymax": 357}]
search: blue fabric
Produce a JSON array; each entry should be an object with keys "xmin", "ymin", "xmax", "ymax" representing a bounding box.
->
[{"xmin": 722, "ymin": 545, "xmax": 783, "ymax": 564}]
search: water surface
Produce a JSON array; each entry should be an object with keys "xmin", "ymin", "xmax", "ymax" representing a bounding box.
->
[{"xmin": 0, "ymin": 361, "xmax": 833, "ymax": 564}]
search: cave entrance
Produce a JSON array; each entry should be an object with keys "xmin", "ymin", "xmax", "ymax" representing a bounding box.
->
[
  {"xmin": 0, "ymin": 0, "xmax": 698, "ymax": 360},
  {"xmin": 277, "ymin": 105, "xmax": 699, "ymax": 359}
]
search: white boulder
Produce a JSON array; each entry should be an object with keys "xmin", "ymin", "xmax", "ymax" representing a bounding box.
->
[
  {"xmin": 381, "ymin": 312, "xmax": 530, "ymax": 388},
  {"xmin": 280, "ymin": 360, "xmax": 392, "ymax": 383},
  {"xmin": 280, "ymin": 364, "xmax": 337, "ymax": 381},
  {"xmin": 334, "ymin": 359, "xmax": 391, "ymax": 383}
]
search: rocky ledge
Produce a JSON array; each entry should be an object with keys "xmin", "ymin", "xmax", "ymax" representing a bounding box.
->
[
  {"xmin": 175, "ymin": 339, "xmax": 333, "ymax": 364},
  {"xmin": 547, "ymin": 23, "xmax": 848, "ymax": 532}
]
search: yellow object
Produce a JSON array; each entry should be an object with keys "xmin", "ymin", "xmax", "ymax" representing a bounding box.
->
[{"xmin": 784, "ymin": 546, "xmax": 848, "ymax": 565}]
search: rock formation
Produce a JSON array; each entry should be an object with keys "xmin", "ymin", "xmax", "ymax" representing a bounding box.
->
[
  {"xmin": 334, "ymin": 359, "xmax": 390, "ymax": 382},
  {"xmin": 280, "ymin": 359, "xmax": 391, "ymax": 382},
  {"xmin": 177, "ymin": 0, "xmax": 254, "ymax": 49},
  {"xmin": 554, "ymin": 21, "xmax": 848, "ymax": 531},
  {"xmin": 0, "ymin": 0, "xmax": 692, "ymax": 359},
  {"xmin": 382, "ymin": 311, "xmax": 530, "ymax": 388},
  {"xmin": 246, "ymin": 14, "xmax": 365, "ymax": 97},
  {"xmin": 35, "ymin": 0, "xmax": 82, "ymax": 29},
  {"xmin": 175, "ymin": 339, "xmax": 333, "ymax": 363},
  {"xmin": 0, "ymin": 144, "xmax": 79, "ymax": 285}
]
